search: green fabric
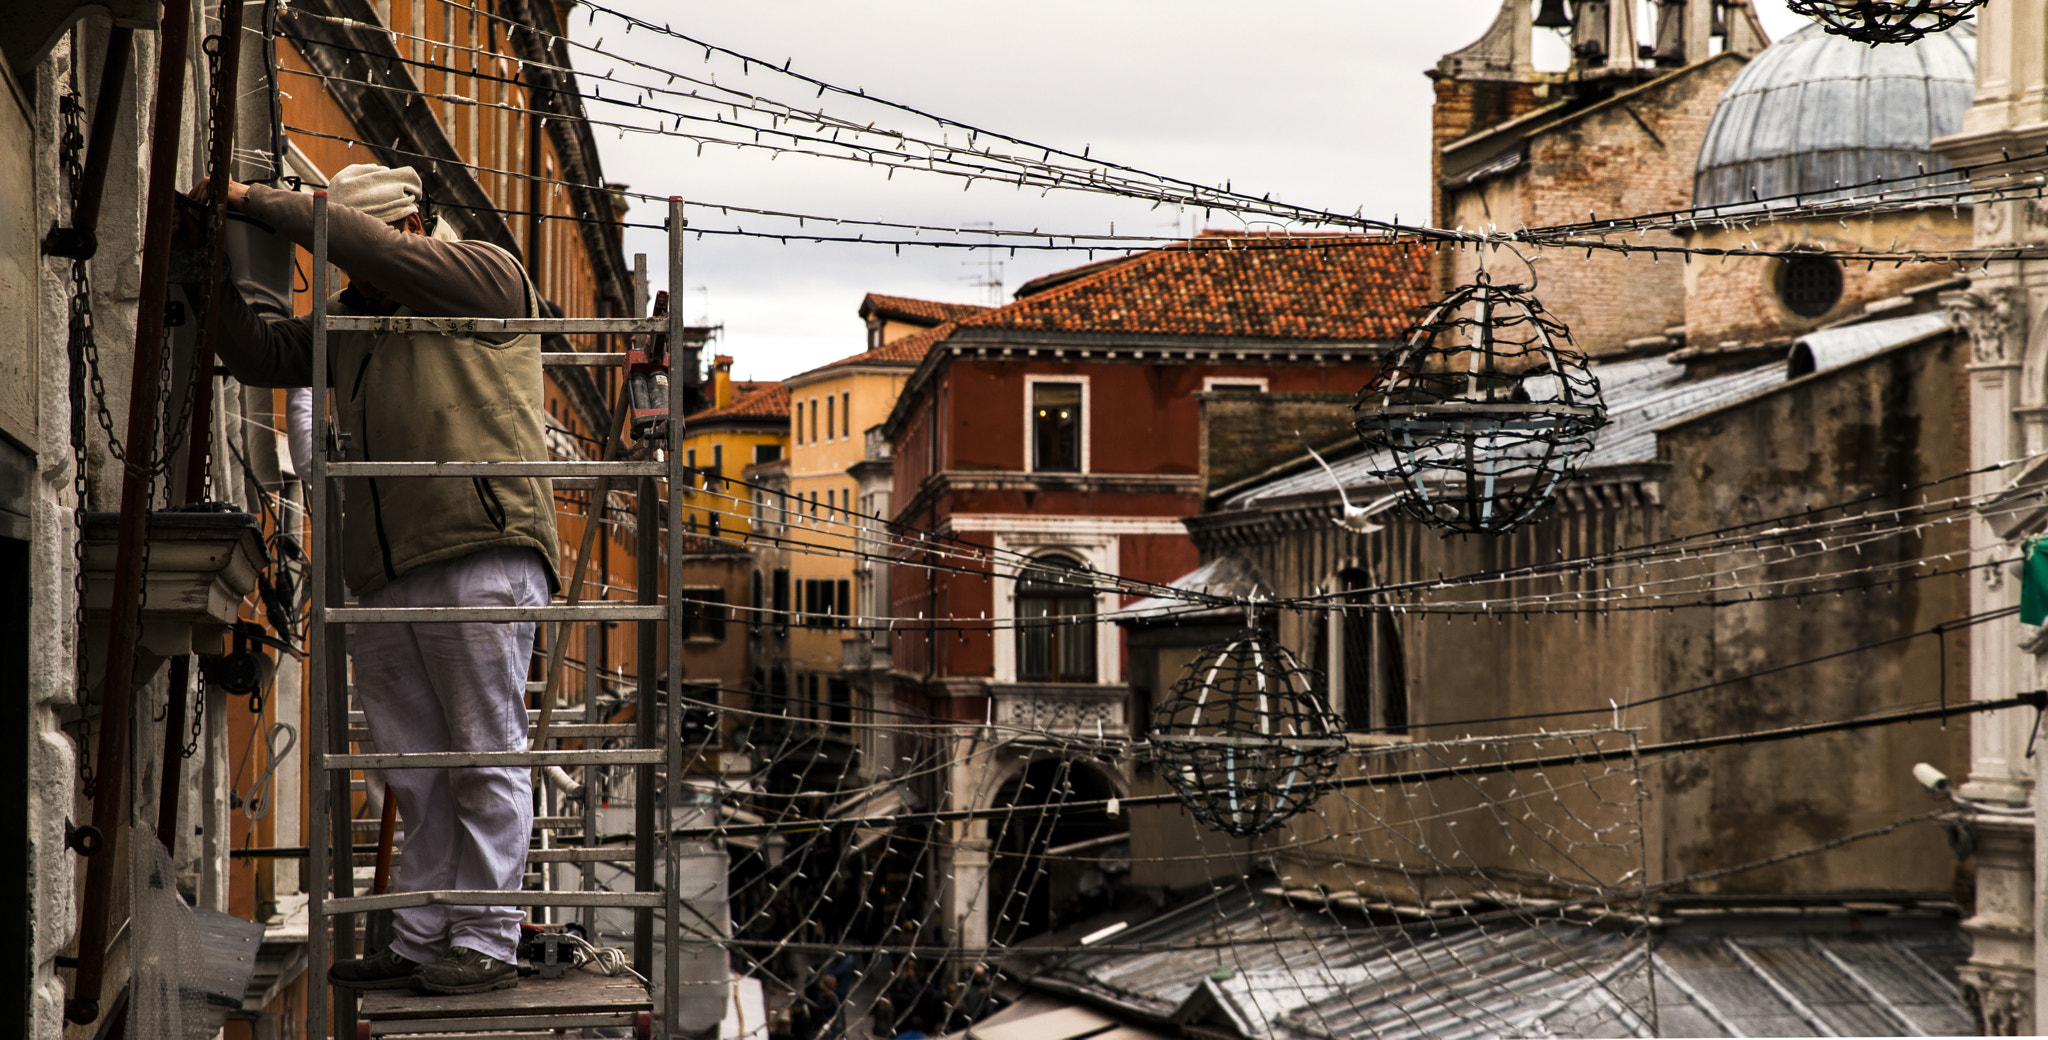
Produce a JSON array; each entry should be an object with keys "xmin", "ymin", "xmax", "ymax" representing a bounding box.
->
[{"xmin": 2023, "ymin": 538, "xmax": 2048, "ymax": 626}]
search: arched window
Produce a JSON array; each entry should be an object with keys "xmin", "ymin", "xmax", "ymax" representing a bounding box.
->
[{"xmin": 1015, "ymin": 555, "xmax": 1096, "ymax": 682}]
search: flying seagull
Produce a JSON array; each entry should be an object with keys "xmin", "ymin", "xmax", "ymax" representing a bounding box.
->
[{"xmin": 1298, "ymin": 433, "xmax": 1404, "ymax": 533}]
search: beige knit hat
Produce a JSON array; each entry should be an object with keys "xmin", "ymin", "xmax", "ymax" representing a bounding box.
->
[{"xmin": 329, "ymin": 163, "xmax": 422, "ymax": 224}]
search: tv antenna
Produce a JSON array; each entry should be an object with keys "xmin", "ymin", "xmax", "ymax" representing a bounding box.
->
[{"xmin": 960, "ymin": 222, "xmax": 1005, "ymax": 305}]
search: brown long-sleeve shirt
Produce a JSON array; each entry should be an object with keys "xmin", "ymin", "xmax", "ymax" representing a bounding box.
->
[{"xmin": 215, "ymin": 184, "xmax": 527, "ymax": 387}]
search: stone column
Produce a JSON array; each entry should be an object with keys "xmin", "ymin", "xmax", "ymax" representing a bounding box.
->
[{"xmin": 1937, "ymin": 0, "xmax": 2048, "ymax": 1026}]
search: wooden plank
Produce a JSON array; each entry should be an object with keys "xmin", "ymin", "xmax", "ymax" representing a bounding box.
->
[{"xmin": 359, "ymin": 968, "xmax": 650, "ymax": 1021}]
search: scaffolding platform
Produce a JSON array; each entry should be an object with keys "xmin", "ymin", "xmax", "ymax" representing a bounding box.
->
[{"xmin": 356, "ymin": 969, "xmax": 653, "ymax": 1038}]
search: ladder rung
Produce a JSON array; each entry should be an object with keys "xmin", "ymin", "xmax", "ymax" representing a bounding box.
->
[
  {"xmin": 542, "ymin": 351, "xmax": 627, "ymax": 366},
  {"xmin": 528, "ymin": 847, "xmax": 639, "ymax": 863},
  {"xmin": 325, "ymin": 605, "xmax": 665, "ymax": 624},
  {"xmin": 349, "ymin": 700, "xmax": 602, "ymax": 715},
  {"xmin": 325, "ymin": 461, "xmax": 668, "ymax": 478},
  {"xmin": 349, "ymin": 707, "xmax": 636, "ymax": 723},
  {"xmin": 326, "ymin": 315, "xmax": 666, "ymax": 334},
  {"xmin": 320, "ymin": 889, "xmax": 663, "ymax": 914},
  {"xmin": 555, "ymin": 476, "xmax": 647, "ymax": 490},
  {"xmin": 326, "ymin": 749, "xmax": 665, "ymax": 769},
  {"xmin": 347, "ymin": 724, "xmax": 639, "ymax": 741},
  {"xmin": 367, "ymin": 1017, "xmax": 646, "ymax": 1038}
]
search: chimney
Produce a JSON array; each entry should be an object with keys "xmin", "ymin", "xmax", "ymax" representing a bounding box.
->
[{"xmin": 712, "ymin": 355, "xmax": 734, "ymax": 409}]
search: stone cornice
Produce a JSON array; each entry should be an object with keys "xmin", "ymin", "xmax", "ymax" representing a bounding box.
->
[{"xmin": 894, "ymin": 470, "xmax": 1201, "ymax": 527}]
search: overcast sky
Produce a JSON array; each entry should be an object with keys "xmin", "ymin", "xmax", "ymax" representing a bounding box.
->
[{"xmin": 567, "ymin": 2, "xmax": 1814, "ymax": 383}]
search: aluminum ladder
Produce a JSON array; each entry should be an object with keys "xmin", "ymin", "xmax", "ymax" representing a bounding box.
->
[{"xmin": 303, "ymin": 195, "xmax": 710, "ymax": 1038}]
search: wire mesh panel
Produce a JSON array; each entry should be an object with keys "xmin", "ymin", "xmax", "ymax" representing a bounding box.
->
[
  {"xmin": 1352, "ymin": 272, "xmax": 1606, "ymax": 535},
  {"xmin": 1150, "ymin": 630, "xmax": 1348, "ymax": 837},
  {"xmin": 1784, "ymin": 0, "xmax": 1984, "ymax": 43}
]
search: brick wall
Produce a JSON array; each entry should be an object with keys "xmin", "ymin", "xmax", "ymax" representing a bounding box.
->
[
  {"xmin": 1198, "ymin": 392, "xmax": 1358, "ymax": 495},
  {"xmin": 1439, "ymin": 56, "xmax": 1749, "ymax": 356},
  {"xmin": 1429, "ymin": 75, "xmax": 1549, "ymax": 227}
]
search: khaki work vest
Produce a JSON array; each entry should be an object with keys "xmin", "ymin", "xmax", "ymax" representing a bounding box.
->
[{"xmin": 328, "ymin": 270, "xmax": 561, "ymax": 597}]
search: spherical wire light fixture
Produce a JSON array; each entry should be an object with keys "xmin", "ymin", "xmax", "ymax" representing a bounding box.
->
[
  {"xmin": 1785, "ymin": 0, "xmax": 1984, "ymax": 44},
  {"xmin": 1351, "ymin": 252, "xmax": 1607, "ymax": 535},
  {"xmin": 1150, "ymin": 619, "xmax": 1347, "ymax": 838}
]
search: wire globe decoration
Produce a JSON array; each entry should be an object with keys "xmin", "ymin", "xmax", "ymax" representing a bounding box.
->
[
  {"xmin": 1351, "ymin": 270, "xmax": 1607, "ymax": 535},
  {"xmin": 1149, "ymin": 629, "xmax": 1348, "ymax": 838},
  {"xmin": 1785, "ymin": 0, "xmax": 1983, "ymax": 44}
]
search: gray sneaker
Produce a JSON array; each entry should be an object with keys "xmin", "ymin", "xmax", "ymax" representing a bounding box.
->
[
  {"xmin": 410, "ymin": 946, "xmax": 519, "ymax": 995},
  {"xmin": 328, "ymin": 947, "xmax": 421, "ymax": 990}
]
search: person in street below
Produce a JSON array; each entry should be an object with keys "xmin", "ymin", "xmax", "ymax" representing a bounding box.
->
[{"xmin": 197, "ymin": 163, "xmax": 559, "ymax": 996}]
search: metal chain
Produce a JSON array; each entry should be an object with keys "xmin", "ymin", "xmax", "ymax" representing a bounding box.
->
[
  {"xmin": 182, "ymin": 676, "xmax": 205, "ymax": 758},
  {"xmin": 189, "ymin": 32, "xmax": 227, "ymax": 501},
  {"xmin": 175, "ymin": 30, "xmax": 232, "ymax": 761},
  {"xmin": 60, "ymin": 92, "xmax": 97, "ymax": 797}
]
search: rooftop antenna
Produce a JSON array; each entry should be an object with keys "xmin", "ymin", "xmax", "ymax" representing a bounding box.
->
[
  {"xmin": 692, "ymin": 284, "xmax": 711, "ymax": 326},
  {"xmin": 959, "ymin": 221, "xmax": 1004, "ymax": 305}
]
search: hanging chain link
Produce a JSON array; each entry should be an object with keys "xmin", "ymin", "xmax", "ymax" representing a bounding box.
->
[
  {"xmin": 61, "ymin": 92, "xmax": 98, "ymax": 797},
  {"xmin": 182, "ymin": 678, "xmax": 205, "ymax": 758}
]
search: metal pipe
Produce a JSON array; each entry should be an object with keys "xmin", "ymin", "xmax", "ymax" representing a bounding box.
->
[
  {"xmin": 70, "ymin": 28, "xmax": 133, "ymax": 247},
  {"xmin": 179, "ymin": 0, "xmax": 243, "ymax": 504},
  {"xmin": 629, "ymin": 255, "xmax": 655, "ymax": 979},
  {"xmin": 664, "ymin": 195, "xmax": 685, "ymax": 1036},
  {"xmin": 155, "ymin": 657, "xmax": 191, "ymax": 853},
  {"xmin": 305, "ymin": 190, "xmax": 336, "ymax": 1040},
  {"xmin": 66, "ymin": 1, "xmax": 194, "ymax": 1024},
  {"xmin": 151, "ymin": 0, "xmax": 246, "ymax": 873}
]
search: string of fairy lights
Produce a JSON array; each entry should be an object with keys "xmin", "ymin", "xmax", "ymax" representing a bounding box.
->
[
  {"xmin": 264, "ymin": 6, "xmax": 2048, "ymax": 263},
  {"xmin": 214, "ymin": 1, "xmax": 2036, "ymax": 1027}
]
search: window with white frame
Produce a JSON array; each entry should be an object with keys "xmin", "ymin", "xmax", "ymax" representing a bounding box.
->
[
  {"xmin": 1202, "ymin": 376, "xmax": 1268, "ymax": 393},
  {"xmin": 1028, "ymin": 380, "xmax": 1085, "ymax": 473}
]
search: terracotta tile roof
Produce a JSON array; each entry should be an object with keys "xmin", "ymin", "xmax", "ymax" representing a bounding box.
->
[
  {"xmin": 814, "ymin": 322, "xmax": 955, "ymax": 371},
  {"xmin": 959, "ymin": 231, "xmax": 1430, "ymax": 340},
  {"xmin": 859, "ymin": 293, "xmax": 989, "ymax": 325},
  {"xmin": 730, "ymin": 380, "xmax": 772, "ymax": 397},
  {"xmin": 688, "ymin": 381, "xmax": 788, "ymax": 423}
]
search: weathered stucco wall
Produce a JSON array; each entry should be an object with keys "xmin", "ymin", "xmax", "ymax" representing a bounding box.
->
[
  {"xmin": 1169, "ymin": 332, "xmax": 1971, "ymax": 904},
  {"xmin": 1653, "ymin": 332, "xmax": 1970, "ymax": 896}
]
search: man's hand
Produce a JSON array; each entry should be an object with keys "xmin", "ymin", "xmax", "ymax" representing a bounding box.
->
[{"xmin": 186, "ymin": 176, "xmax": 250, "ymax": 212}]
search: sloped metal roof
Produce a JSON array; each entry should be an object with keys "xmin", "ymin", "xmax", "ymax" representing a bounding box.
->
[
  {"xmin": 1122, "ymin": 553, "xmax": 1274, "ymax": 621},
  {"xmin": 1220, "ymin": 312, "xmax": 1953, "ymax": 514},
  {"xmin": 1694, "ymin": 22, "xmax": 1975, "ymax": 208},
  {"xmin": 1035, "ymin": 892, "xmax": 1973, "ymax": 1039}
]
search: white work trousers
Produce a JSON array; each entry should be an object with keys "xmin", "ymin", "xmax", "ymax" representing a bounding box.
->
[{"xmin": 350, "ymin": 547, "xmax": 547, "ymax": 963}]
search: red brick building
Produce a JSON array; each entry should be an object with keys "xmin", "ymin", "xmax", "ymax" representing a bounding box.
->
[{"xmin": 876, "ymin": 232, "xmax": 1429, "ymax": 945}]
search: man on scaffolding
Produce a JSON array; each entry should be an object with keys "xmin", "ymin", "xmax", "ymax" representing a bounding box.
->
[{"xmin": 199, "ymin": 164, "xmax": 559, "ymax": 996}]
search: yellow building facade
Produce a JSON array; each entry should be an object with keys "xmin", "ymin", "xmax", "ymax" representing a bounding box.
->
[
  {"xmin": 779, "ymin": 304, "xmax": 971, "ymax": 714},
  {"xmin": 676, "ymin": 355, "xmax": 788, "ymax": 542}
]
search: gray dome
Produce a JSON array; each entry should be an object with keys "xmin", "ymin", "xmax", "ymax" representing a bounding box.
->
[{"xmin": 1694, "ymin": 21, "xmax": 1975, "ymax": 209}]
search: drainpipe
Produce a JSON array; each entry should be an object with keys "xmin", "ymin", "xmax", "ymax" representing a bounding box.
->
[{"xmin": 67, "ymin": 0, "xmax": 194, "ymax": 1025}]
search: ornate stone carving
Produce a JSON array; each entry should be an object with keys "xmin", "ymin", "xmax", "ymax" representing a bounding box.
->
[
  {"xmin": 1961, "ymin": 965, "xmax": 2034, "ymax": 1036},
  {"xmin": 994, "ymin": 689, "xmax": 1125, "ymax": 735},
  {"xmin": 1947, "ymin": 288, "xmax": 2019, "ymax": 363}
]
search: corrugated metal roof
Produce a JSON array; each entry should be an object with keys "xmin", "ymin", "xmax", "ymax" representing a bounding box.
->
[
  {"xmin": 1693, "ymin": 22, "xmax": 1975, "ymax": 208},
  {"xmin": 1122, "ymin": 554, "xmax": 1271, "ymax": 620},
  {"xmin": 1037, "ymin": 894, "xmax": 1972, "ymax": 1039},
  {"xmin": 1221, "ymin": 312, "xmax": 1952, "ymax": 513}
]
